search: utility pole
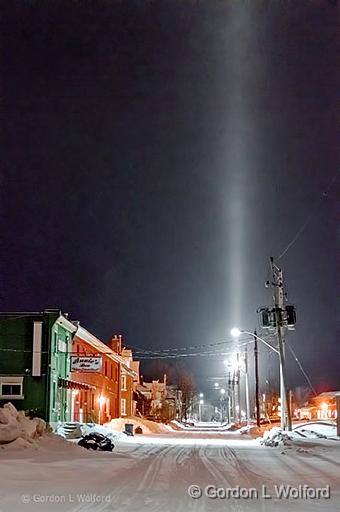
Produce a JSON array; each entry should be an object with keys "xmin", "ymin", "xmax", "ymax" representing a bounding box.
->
[
  {"xmin": 270, "ymin": 257, "xmax": 292, "ymax": 431},
  {"xmin": 254, "ymin": 330, "xmax": 260, "ymax": 427},
  {"xmin": 236, "ymin": 353, "xmax": 241, "ymax": 423},
  {"xmin": 244, "ymin": 347, "xmax": 250, "ymax": 425},
  {"xmin": 227, "ymin": 371, "xmax": 231, "ymax": 424},
  {"xmin": 232, "ymin": 373, "xmax": 237, "ymax": 422}
]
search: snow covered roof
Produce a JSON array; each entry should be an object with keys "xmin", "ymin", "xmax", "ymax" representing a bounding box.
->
[
  {"xmin": 74, "ymin": 325, "xmax": 135, "ymax": 376},
  {"xmin": 316, "ymin": 391, "xmax": 340, "ymax": 399},
  {"xmin": 56, "ymin": 314, "xmax": 78, "ymax": 334}
]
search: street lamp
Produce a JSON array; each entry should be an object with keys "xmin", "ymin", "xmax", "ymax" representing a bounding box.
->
[
  {"xmin": 231, "ymin": 327, "xmax": 291, "ymax": 431},
  {"xmin": 230, "ymin": 327, "xmax": 241, "ymax": 338},
  {"xmin": 231, "ymin": 327, "xmax": 279, "ymax": 354}
]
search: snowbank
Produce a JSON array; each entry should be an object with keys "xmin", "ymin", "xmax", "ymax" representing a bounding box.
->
[
  {"xmin": 293, "ymin": 422, "xmax": 337, "ymax": 439},
  {"xmin": 168, "ymin": 420, "xmax": 239, "ymax": 432},
  {"xmin": 106, "ymin": 417, "xmax": 168, "ymax": 435},
  {"xmin": 237, "ymin": 424, "xmax": 263, "ymax": 437},
  {"xmin": 260, "ymin": 422, "xmax": 338, "ymax": 447},
  {"xmin": 260, "ymin": 427, "xmax": 293, "ymax": 447},
  {"xmin": 0, "ymin": 403, "xmax": 47, "ymax": 445}
]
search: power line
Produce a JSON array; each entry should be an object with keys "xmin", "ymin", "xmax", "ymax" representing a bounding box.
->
[
  {"xmin": 286, "ymin": 341, "xmax": 317, "ymax": 396},
  {"xmin": 278, "ymin": 169, "xmax": 339, "ymax": 260},
  {"xmin": 134, "ymin": 344, "xmax": 251, "ymax": 360},
  {"xmin": 0, "ymin": 337, "xmax": 251, "ymax": 358},
  {"xmin": 127, "ymin": 336, "xmax": 251, "ymax": 356}
]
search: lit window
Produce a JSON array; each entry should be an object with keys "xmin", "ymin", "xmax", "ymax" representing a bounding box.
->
[{"xmin": 121, "ymin": 375, "xmax": 127, "ymax": 391}]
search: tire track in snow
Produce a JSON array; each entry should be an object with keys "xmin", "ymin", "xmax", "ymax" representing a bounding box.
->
[
  {"xmin": 197, "ymin": 445, "xmax": 249, "ymax": 512},
  {"xmin": 67, "ymin": 444, "xmax": 176, "ymax": 512},
  {"xmin": 219, "ymin": 445, "xmax": 263, "ymax": 486}
]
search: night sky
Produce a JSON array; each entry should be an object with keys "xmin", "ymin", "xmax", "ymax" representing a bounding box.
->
[{"xmin": 2, "ymin": 1, "xmax": 339, "ymax": 397}]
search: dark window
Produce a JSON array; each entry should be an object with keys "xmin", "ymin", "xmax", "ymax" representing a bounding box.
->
[
  {"xmin": 52, "ymin": 382, "xmax": 56, "ymax": 408},
  {"xmin": 105, "ymin": 361, "xmax": 108, "ymax": 376},
  {"xmin": 2, "ymin": 384, "xmax": 21, "ymax": 395}
]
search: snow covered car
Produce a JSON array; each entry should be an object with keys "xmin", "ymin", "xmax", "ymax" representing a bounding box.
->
[{"xmin": 78, "ymin": 432, "xmax": 115, "ymax": 451}]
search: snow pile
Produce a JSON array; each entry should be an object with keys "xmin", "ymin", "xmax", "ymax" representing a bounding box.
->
[
  {"xmin": 168, "ymin": 420, "xmax": 189, "ymax": 430},
  {"xmin": 260, "ymin": 422, "xmax": 339, "ymax": 448},
  {"xmin": 0, "ymin": 403, "xmax": 46, "ymax": 446},
  {"xmin": 260, "ymin": 427, "xmax": 293, "ymax": 447},
  {"xmin": 169, "ymin": 420, "xmax": 238, "ymax": 432},
  {"xmin": 56, "ymin": 422, "xmax": 125, "ymax": 442},
  {"xmin": 106, "ymin": 417, "xmax": 168, "ymax": 435},
  {"xmin": 81, "ymin": 423, "xmax": 125, "ymax": 440},
  {"xmin": 293, "ymin": 422, "xmax": 337, "ymax": 439},
  {"xmin": 238, "ymin": 425, "xmax": 263, "ymax": 437}
]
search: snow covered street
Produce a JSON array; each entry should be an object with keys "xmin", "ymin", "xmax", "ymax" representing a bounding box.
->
[{"xmin": 1, "ymin": 429, "xmax": 340, "ymax": 512}]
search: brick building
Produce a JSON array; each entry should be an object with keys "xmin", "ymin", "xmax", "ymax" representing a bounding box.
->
[
  {"xmin": 108, "ymin": 335, "xmax": 135, "ymax": 417},
  {"xmin": 71, "ymin": 326, "xmax": 118, "ymax": 423}
]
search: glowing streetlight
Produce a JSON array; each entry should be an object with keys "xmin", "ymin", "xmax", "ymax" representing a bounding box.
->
[
  {"xmin": 230, "ymin": 327, "xmax": 279, "ymax": 354},
  {"xmin": 214, "ymin": 382, "xmax": 219, "ymax": 388},
  {"xmin": 220, "ymin": 388, "xmax": 226, "ymax": 395},
  {"xmin": 231, "ymin": 327, "xmax": 241, "ymax": 338},
  {"xmin": 199, "ymin": 392, "xmax": 204, "ymax": 398},
  {"xmin": 230, "ymin": 327, "xmax": 292, "ymax": 431}
]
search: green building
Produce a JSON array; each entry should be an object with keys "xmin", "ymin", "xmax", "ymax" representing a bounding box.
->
[{"xmin": 0, "ymin": 309, "xmax": 77, "ymax": 424}]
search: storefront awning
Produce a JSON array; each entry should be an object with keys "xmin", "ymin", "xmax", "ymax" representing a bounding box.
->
[{"xmin": 58, "ymin": 378, "xmax": 94, "ymax": 391}]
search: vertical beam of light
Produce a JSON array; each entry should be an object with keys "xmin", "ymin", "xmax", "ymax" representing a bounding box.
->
[{"xmin": 221, "ymin": 2, "xmax": 258, "ymax": 328}]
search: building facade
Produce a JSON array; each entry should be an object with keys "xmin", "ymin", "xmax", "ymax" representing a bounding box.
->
[
  {"xmin": 0, "ymin": 311, "xmax": 137, "ymax": 426},
  {"xmin": 0, "ymin": 310, "xmax": 77, "ymax": 423},
  {"xmin": 71, "ymin": 326, "xmax": 122, "ymax": 424},
  {"xmin": 108, "ymin": 335, "xmax": 135, "ymax": 417}
]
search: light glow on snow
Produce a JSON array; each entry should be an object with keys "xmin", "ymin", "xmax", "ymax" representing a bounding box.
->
[{"xmin": 120, "ymin": 434, "xmax": 259, "ymax": 447}]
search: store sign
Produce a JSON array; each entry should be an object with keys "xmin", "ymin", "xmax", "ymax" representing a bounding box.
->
[{"xmin": 70, "ymin": 356, "xmax": 102, "ymax": 373}]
